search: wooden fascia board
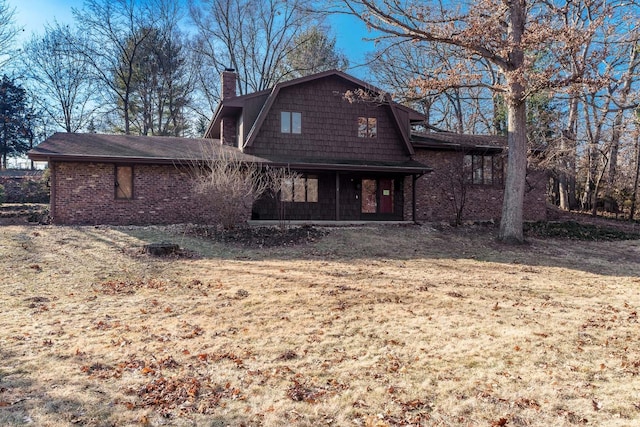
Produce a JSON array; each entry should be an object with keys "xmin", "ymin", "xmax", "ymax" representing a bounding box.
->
[
  {"xmin": 204, "ymin": 103, "xmax": 224, "ymax": 138},
  {"xmin": 412, "ymin": 142, "xmax": 504, "ymax": 154},
  {"xmin": 27, "ymin": 153, "xmax": 205, "ymax": 165},
  {"xmin": 386, "ymin": 95, "xmax": 416, "ymax": 156},
  {"xmin": 244, "ymin": 86, "xmax": 278, "ymax": 148},
  {"xmin": 263, "ymin": 160, "xmax": 431, "ymax": 175}
]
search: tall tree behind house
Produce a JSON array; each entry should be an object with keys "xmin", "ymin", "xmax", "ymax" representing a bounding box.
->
[
  {"xmin": 279, "ymin": 26, "xmax": 349, "ymax": 80},
  {"xmin": 21, "ymin": 24, "xmax": 96, "ymax": 133},
  {"xmin": 73, "ymin": 0, "xmax": 158, "ymax": 134},
  {"xmin": 0, "ymin": 0, "xmax": 19, "ymax": 68},
  {"xmin": 125, "ymin": 26, "xmax": 194, "ymax": 136},
  {"xmin": 189, "ymin": 0, "xmax": 318, "ymax": 108},
  {"xmin": 0, "ymin": 75, "xmax": 28, "ymax": 169},
  {"xmin": 339, "ymin": 0, "xmax": 620, "ymax": 242}
]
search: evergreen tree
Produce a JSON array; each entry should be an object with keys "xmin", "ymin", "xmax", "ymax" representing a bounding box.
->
[
  {"xmin": 281, "ymin": 26, "xmax": 348, "ymax": 79},
  {"xmin": 0, "ymin": 75, "xmax": 28, "ymax": 169}
]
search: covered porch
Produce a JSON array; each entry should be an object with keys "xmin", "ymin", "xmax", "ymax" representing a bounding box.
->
[{"xmin": 251, "ymin": 160, "xmax": 431, "ymax": 222}]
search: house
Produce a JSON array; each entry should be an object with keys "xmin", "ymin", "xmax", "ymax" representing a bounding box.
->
[{"xmin": 28, "ymin": 70, "xmax": 547, "ymax": 226}]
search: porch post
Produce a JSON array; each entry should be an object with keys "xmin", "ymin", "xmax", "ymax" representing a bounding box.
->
[
  {"xmin": 49, "ymin": 160, "xmax": 57, "ymax": 223},
  {"xmin": 335, "ymin": 172, "xmax": 340, "ymax": 221},
  {"xmin": 412, "ymin": 174, "xmax": 417, "ymax": 223}
]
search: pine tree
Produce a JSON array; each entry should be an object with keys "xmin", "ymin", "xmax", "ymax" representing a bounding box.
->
[{"xmin": 0, "ymin": 75, "xmax": 28, "ymax": 169}]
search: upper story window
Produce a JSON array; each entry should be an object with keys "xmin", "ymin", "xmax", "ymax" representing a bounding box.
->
[
  {"xmin": 358, "ymin": 117, "xmax": 377, "ymax": 138},
  {"xmin": 115, "ymin": 165, "xmax": 133, "ymax": 199},
  {"xmin": 464, "ymin": 154, "xmax": 503, "ymax": 186},
  {"xmin": 281, "ymin": 111, "xmax": 301, "ymax": 134},
  {"xmin": 280, "ymin": 175, "xmax": 318, "ymax": 203}
]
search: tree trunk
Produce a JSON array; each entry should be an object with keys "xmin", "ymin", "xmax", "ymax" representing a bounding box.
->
[
  {"xmin": 630, "ymin": 129, "xmax": 640, "ymax": 220},
  {"xmin": 499, "ymin": 89, "xmax": 527, "ymax": 243},
  {"xmin": 498, "ymin": 0, "xmax": 527, "ymax": 244},
  {"xmin": 559, "ymin": 95, "xmax": 578, "ymax": 210}
]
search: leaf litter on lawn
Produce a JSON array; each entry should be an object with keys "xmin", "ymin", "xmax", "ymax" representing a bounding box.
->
[{"xmin": 1, "ymin": 223, "xmax": 640, "ymax": 426}]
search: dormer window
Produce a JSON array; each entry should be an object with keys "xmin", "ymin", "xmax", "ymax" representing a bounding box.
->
[
  {"xmin": 358, "ymin": 117, "xmax": 377, "ymax": 138},
  {"xmin": 281, "ymin": 111, "xmax": 301, "ymax": 134}
]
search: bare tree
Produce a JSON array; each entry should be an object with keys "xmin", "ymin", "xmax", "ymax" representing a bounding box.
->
[
  {"xmin": 189, "ymin": 0, "xmax": 317, "ymax": 103},
  {"xmin": 0, "ymin": 0, "xmax": 19, "ymax": 68},
  {"xmin": 191, "ymin": 147, "xmax": 270, "ymax": 229},
  {"xmin": 368, "ymin": 41, "xmax": 500, "ymax": 134},
  {"xmin": 73, "ymin": 0, "xmax": 157, "ymax": 134},
  {"xmin": 264, "ymin": 166, "xmax": 301, "ymax": 228},
  {"xmin": 20, "ymin": 24, "xmax": 96, "ymax": 133},
  {"xmin": 339, "ymin": 0, "xmax": 613, "ymax": 243}
]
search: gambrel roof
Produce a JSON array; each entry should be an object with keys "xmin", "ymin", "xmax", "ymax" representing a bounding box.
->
[{"xmin": 206, "ymin": 69, "xmax": 419, "ymax": 156}]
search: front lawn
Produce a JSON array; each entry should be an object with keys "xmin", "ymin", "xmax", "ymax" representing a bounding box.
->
[{"xmin": 1, "ymin": 224, "xmax": 639, "ymax": 426}]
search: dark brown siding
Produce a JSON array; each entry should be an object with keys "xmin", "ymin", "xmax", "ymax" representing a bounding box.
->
[
  {"xmin": 50, "ymin": 162, "xmax": 225, "ymax": 225},
  {"xmin": 252, "ymin": 172, "xmax": 336, "ymax": 221},
  {"xmin": 247, "ymin": 75, "xmax": 410, "ymax": 162}
]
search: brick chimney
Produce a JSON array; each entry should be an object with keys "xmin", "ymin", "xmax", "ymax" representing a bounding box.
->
[
  {"xmin": 220, "ymin": 68, "xmax": 237, "ymax": 146},
  {"xmin": 221, "ymin": 68, "xmax": 237, "ymax": 100}
]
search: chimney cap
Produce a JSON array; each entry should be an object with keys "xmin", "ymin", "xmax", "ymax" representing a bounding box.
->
[{"xmin": 224, "ymin": 67, "xmax": 236, "ymax": 72}]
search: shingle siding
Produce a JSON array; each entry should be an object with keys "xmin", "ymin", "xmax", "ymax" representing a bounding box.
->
[{"xmin": 247, "ymin": 76, "xmax": 410, "ymax": 162}]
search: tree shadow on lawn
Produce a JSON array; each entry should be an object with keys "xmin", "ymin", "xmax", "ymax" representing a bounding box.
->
[
  {"xmin": 0, "ymin": 348, "xmax": 114, "ymax": 426},
  {"xmin": 113, "ymin": 222, "xmax": 640, "ymax": 278}
]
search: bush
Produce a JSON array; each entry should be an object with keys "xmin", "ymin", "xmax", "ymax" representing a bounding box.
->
[
  {"xmin": 0, "ymin": 183, "xmax": 5, "ymax": 204},
  {"xmin": 192, "ymin": 153, "xmax": 270, "ymax": 229},
  {"xmin": 20, "ymin": 169, "xmax": 50, "ymax": 203}
]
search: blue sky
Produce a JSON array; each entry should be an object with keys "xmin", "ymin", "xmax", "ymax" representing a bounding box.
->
[
  {"xmin": 7, "ymin": 0, "xmax": 374, "ymax": 77},
  {"xmin": 8, "ymin": 0, "xmax": 82, "ymax": 36}
]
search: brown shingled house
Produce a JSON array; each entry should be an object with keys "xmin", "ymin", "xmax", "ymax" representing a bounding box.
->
[{"xmin": 28, "ymin": 69, "xmax": 547, "ymax": 225}]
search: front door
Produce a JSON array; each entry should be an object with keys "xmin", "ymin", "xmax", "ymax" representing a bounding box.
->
[{"xmin": 379, "ymin": 179, "xmax": 394, "ymax": 214}]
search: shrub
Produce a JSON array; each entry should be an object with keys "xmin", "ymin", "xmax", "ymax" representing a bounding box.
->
[
  {"xmin": 20, "ymin": 169, "xmax": 50, "ymax": 203},
  {"xmin": 0, "ymin": 183, "xmax": 5, "ymax": 204},
  {"xmin": 192, "ymin": 152, "xmax": 270, "ymax": 229}
]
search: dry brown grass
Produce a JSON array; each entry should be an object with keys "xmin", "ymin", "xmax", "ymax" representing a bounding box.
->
[{"xmin": 1, "ymin": 224, "xmax": 640, "ymax": 426}]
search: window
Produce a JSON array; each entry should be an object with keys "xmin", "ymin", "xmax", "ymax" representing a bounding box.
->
[
  {"xmin": 280, "ymin": 175, "xmax": 318, "ymax": 202},
  {"xmin": 358, "ymin": 117, "xmax": 377, "ymax": 138},
  {"xmin": 464, "ymin": 154, "xmax": 503, "ymax": 186},
  {"xmin": 115, "ymin": 165, "xmax": 133, "ymax": 199},
  {"xmin": 281, "ymin": 111, "xmax": 301, "ymax": 134}
]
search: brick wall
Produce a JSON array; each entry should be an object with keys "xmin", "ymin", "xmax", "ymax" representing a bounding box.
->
[
  {"xmin": 406, "ymin": 150, "xmax": 547, "ymax": 223},
  {"xmin": 51, "ymin": 162, "xmax": 224, "ymax": 225}
]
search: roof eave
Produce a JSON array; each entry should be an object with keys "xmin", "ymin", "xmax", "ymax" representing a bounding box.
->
[
  {"xmin": 265, "ymin": 160, "xmax": 431, "ymax": 175},
  {"xmin": 27, "ymin": 153, "xmax": 205, "ymax": 165}
]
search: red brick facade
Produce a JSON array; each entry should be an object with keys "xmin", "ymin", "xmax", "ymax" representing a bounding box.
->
[
  {"xmin": 50, "ymin": 162, "xmax": 218, "ymax": 225},
  {"xmin": 404, "ymin": 150, "xmax": 547, "ymax": 223}
]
